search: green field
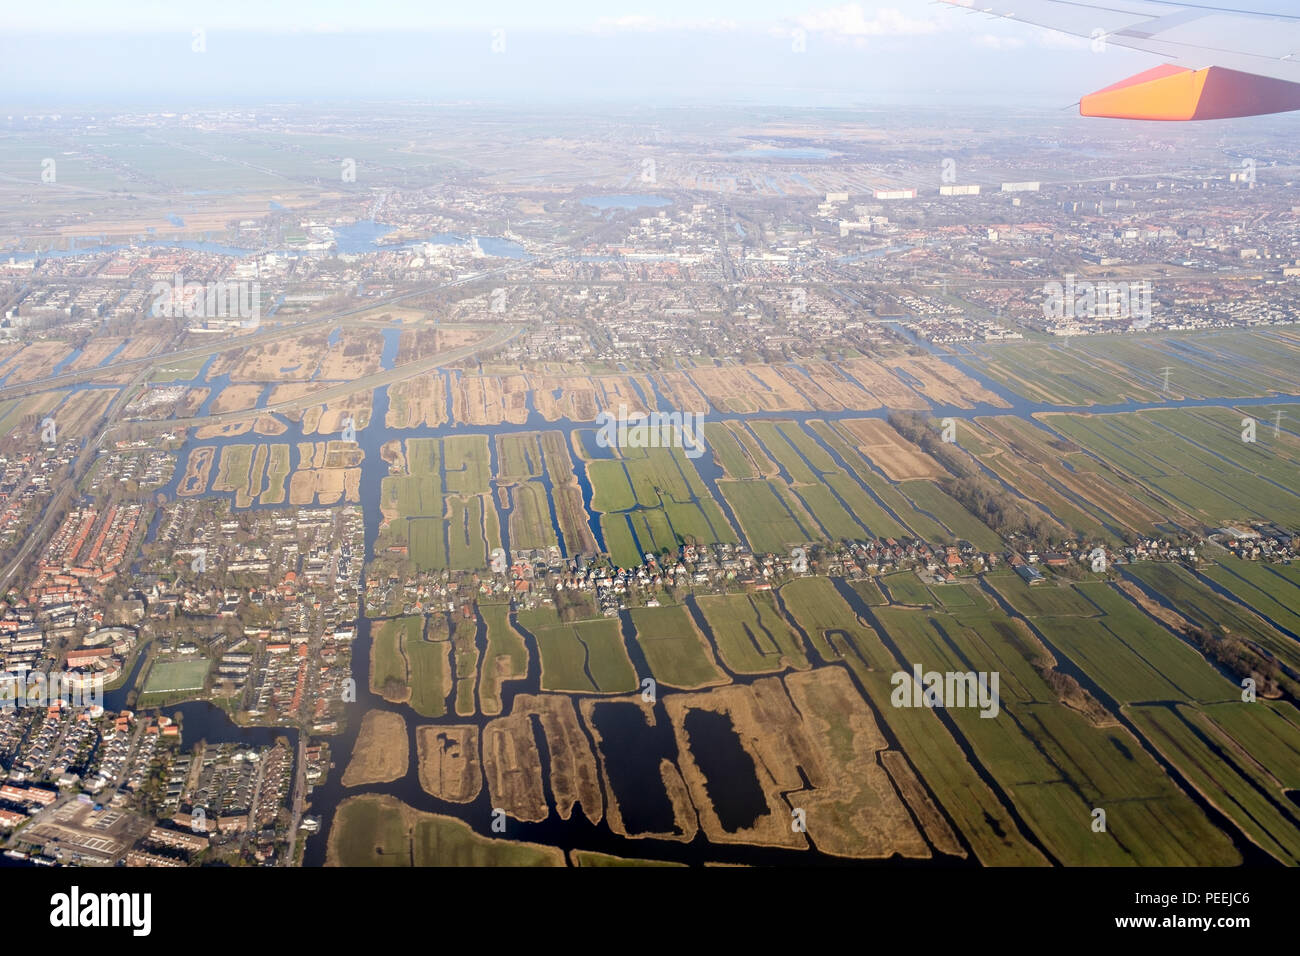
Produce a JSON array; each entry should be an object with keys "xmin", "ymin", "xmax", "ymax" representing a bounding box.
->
[
  {"xmin": 370, "ymin": 615, "xmax": 415, "ymax": 699},
  {"xmin": 331, "ymin": 796, "xmax": 563, "ymax": 866},
  {"xmin": 262, "ymin": 444, "xmax": 291, "ymax": 505},
  {"xmin": 879, "ymin": 571, "xmax": 934, "ymax": 608},
  {"xmin": 777, "ymin": 576, "xmax": 890, "ymax": 668},
  {"xmin": 142, "ymin": 659, "xmax": 210, "ymax": 695},
  {"xmin": 591, "ymin": 443, "xmax": 736, "ymax": 563},
  {"xmin": 968, "ymin": 331, "xmax": 1300, "ymax": 406},
  {"xmin": 872, "ymin": 602, "xmax": 1241, "ymax": 865},
  {"xmin": 694, "ymin": 591, "xmax": 809, "ymax": 674},
  {"xmin": 508, "ymin": 481, "xmax": 558, "ymax": 552},
  {"xmin": 717, "ymin": 479, "xmax": 817, "ymax": 553},
  {"xmin": 628, "ymin": 604, "xmax": 726, "ymax": 689},
  {"xmin": 1199, "ymin": 557, "xmax": 1300, "ymax": 642},
  {"xmin": 518, "ymin": 612, "xmax": 637, "ymax": 694},
  {"xmin": 478, "ymin": 604, "xmax": 529, "ymax": 716},
  {"xmin": 406, "ymin": 631, "xmax": 450, "ymax": 718},
  {"xmin": 497, "ymin": 433, "xmax": 542, "ymax": 482},
  {"xmin": 1127, "ymin": 702, "xmax": 1300, "ymax": 864},
  {"xmin": 1045, "ymin": 407, "xmax": 1300, "ymax": 528},
  {"xmin": 446, "ymin": 495, "xmax": 488, "ymax": 570},
  {"xmin": 1127, "ymin": 562, "xmax": 1300, "ymax": 678}
]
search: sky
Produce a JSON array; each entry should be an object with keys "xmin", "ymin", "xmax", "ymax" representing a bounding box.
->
[{"xmin": 0, "ymin": 0, "xmax": 1209, "ymax": 107}]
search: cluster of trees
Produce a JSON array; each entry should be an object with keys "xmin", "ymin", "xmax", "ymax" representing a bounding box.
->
[
  {"xmin": 1037, "ymin": 664, "xmax": 1111, "ymax": 725},
  {"xmin": 1186, "ymin": 625, "xmax": 1291, "ymax": 699},
  {"xmin": 941, "ymin": 476, "xmax": 1063, "ymax": 549},
  {"xmin": 887, "ymin": 411, "xmax": 1067, "ymax": 550}
]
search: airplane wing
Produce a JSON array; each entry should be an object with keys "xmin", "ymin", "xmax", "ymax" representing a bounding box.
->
[{"xmin": 940, "ymin": 1, "xmax": 1300, "ymax": 119}]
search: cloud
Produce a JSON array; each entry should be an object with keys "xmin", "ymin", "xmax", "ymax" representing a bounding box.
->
[
  {"xmin": 794, "ymin": 5, "xmax": 943, "ymax": 38},
  {"xmin": 591, "ymin": 15, "xmax": 740, "ymax": 34},
  {"xmin": 972, "ymin": 33, "xmax": 1025, "ymax": 50}
]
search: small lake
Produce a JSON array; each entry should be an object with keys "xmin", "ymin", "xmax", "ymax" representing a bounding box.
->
[
  {"xmin": 581, "ymin": 195, "xmax": 672, "ymax": 211},
  {"xmin": 726, "ymin": 147, "xmax": 835, "ymax": 160}
]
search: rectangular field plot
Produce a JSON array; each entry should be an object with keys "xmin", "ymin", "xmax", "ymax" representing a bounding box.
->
[{"xmin": 142, "ymin": 660, "xmax": 210, "ymax": 695}]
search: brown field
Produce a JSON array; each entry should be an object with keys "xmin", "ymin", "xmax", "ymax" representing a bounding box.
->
[
  {"xmin": 688, "ymin": 365, "xmax": 809, "ymax": 414},
  {"xmin": 177, "ymin": 445, "xmax": 215, "ymax": 496},
  {"xmin": 798, "ymin": 360, "xmax": 878, "ymax": 410},
  {"xmin": 195, "ymin": 421, "xmax": 251, "ymax": 440},
  {"xmin": 513, "ymin": 693, "xmax": 603, "ymax": 824},
  {"xmin": 253, "ymin": 414, "xmax": 288, "ymax": 436},
  {"xmin": 57, "ymin": 191, "xmax": 330, "ymax": 242},
  {"xmin": 768, "ymin": 364, "xmax": 848, "ymax": 411},
  {"xmin": 579, "ymin": 695, "xmax": 699, "ymax": 843},
  {"xmin": 49, "ymin": 388, "xmax": 114, "ymax": 440},
  {"xmin": 227, "ymin": 337, "xmax": 324, "ymax": 381},
  {"xmin": 2, "ymin": 342, "xmax": 76, "ymax": 384},
  {"xmin": 481, "ymin": 711, "xmax": 548, "ymax": 823},
  {"xmin": 543, "ymin": 431, "xmax": 597, "ymax": 555},
  {"xmin": 895, "ymin": 355, "xmax": 1009, "ymax": 409},
  {"xmin": 880, "ymin": 751, "xmax": 965, "ymax": 858},
  {"xmin": 434, "ymin": 326, "xmax": 490, "ymax": 352},
  {"xmin": 532, "ymin": 375, "xmax": 649, "ymax": 423},
  {"xmin": 0, "ymin": 344, "xmax": 24, "ymax": 377},
  {"xmin": 836, "ymin": 418, "xmax": 944, "ymax": 480},
  {"xmin": 302, "ymin": 393, "xmax": 373, "ymax": 436},
  {"xmin": 386, "ymin": 376, "xmax": 448, "ymax": 429},
  {"xmin": 784, "ymin": 668, "xmax": 932, "ymax": 859},
  {"xmin": 67, "ymin": 338, "xmax": 126, "ymax": 371},
  {"xmin": 267, "ymin": 382, "xmax": 327, "ymax": 408},
  {"xmin": 349, "ymin": 306, "xmax": 428, "ymax": 325},
  {"xmin": 209, "ymin": 384, "xmax": 264, "ymax": 415},
  {"xmin": 841, "ymin": 357, "xmax": 929, "ymax": 409},
  {"xmin": 179, "ymin": 388, "xmax": 209, "ymax": 417},
  {"xmin": 341, "ymin": 710, "xmax": 410, "ymax": 787},
  {"xmin": 651, "ymin": 370, "xmax": 711, "ymax": 413},
  {"xmin": 416, "ymin": 725, "xmax": 482, "ymax": 803},
  {"xmin": 532, "ymin": 376, "xmax": 598, "ymax": 421},
  {"xmin": 288, "ymin": 466, "xmax": 361, "ymax": 506},
  {"xmin": 395, "ymin": 326, "xmax": 486, "ymax": 365},
  {"xmin": 663, "ymin": 669, "xmax": 930, "ymax": 858},
  {"xmin": 118, "ymin": 335, "xmax": 167, "ymax": 362},
  {"xmin": 202, "ymin": 348, "xmax": 244, "ymax": 381},
  {"xmin": 451, "ymin": 374, "xmax": 530, "ymax": 426},
  {"xmin": 316, "ymin": 328, "xmax": 386, "ymax": 380},
  {"xmin": 381, "ymin": 438, "xmax": 406, "ymax": 474}
]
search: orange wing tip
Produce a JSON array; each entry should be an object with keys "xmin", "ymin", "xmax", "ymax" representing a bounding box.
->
[{"xmin": 1081, "ymin": 65, "xmax": 1300, "ymax": 121}]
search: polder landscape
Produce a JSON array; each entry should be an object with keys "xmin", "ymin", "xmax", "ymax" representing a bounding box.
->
[
  {"xmin": 278, "ymin": 322, "xmax": 1300, "ymax": 869},
  {"xmin": 6, "ymin": 104, "xmax": 1300, "ymax": 876}
]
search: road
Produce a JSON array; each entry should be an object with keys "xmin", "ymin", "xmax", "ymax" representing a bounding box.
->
[
  {"xmin": 0, "ymin": 363, "xmax": 151, "ymax": 593},
  {"xmin": 283, "ymin": 733, "xmax": 308, "ymax": 866}
]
